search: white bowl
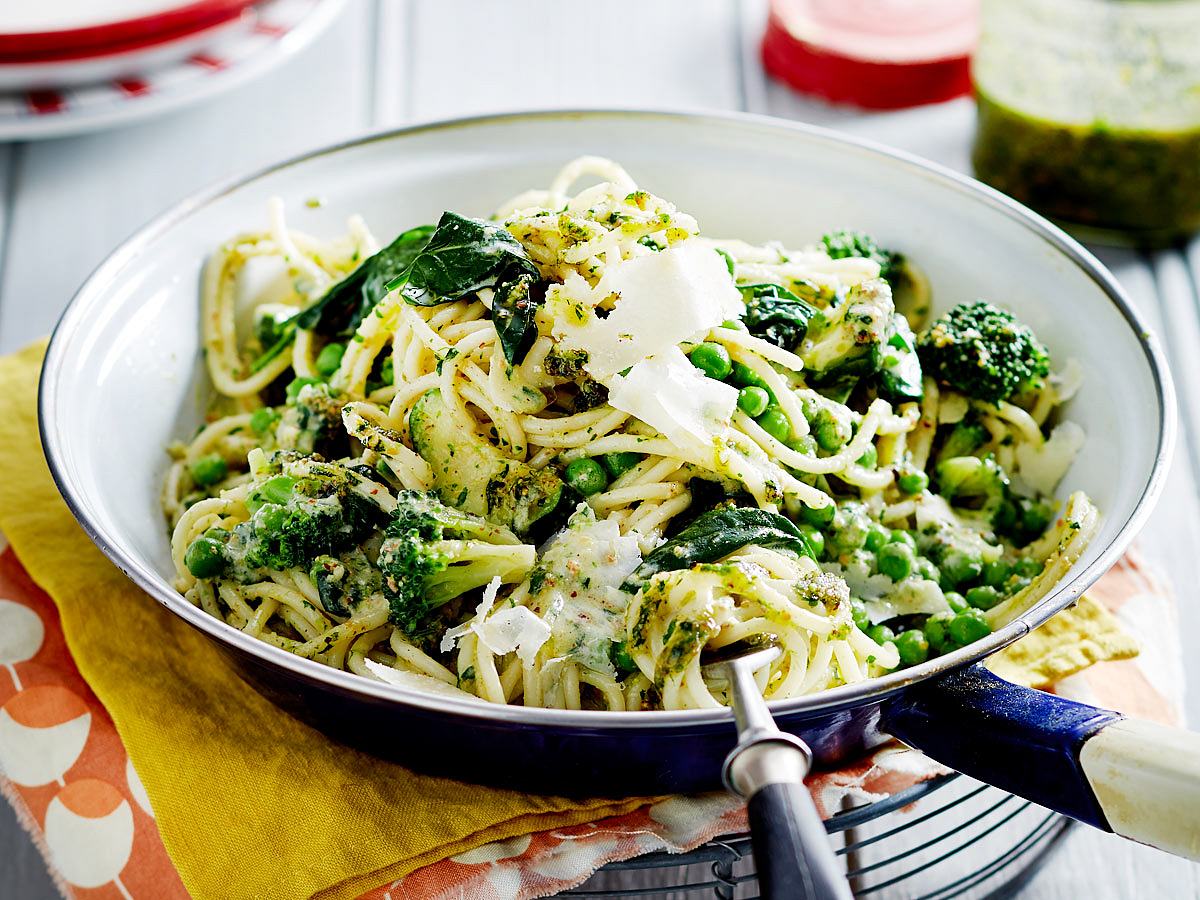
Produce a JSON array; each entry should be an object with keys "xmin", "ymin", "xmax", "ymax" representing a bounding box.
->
[{"xmin": 40, "ymin": 110, "xmax": 1175, "ymax": 719}]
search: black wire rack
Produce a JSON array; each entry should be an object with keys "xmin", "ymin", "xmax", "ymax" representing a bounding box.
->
[{"xmin": 565, "ymin": 774, "xmax": 1074, "ymax": 899}]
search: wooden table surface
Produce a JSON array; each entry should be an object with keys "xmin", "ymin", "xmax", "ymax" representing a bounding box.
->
[{"xmin": 2, "ymin": 2, "xmax": 1199, "ymax": 897}]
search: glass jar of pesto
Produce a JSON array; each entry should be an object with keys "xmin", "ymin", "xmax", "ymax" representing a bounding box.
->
[{"xmin": 972, "ymin": 0, "xmax": 1200, "ymax": 246}]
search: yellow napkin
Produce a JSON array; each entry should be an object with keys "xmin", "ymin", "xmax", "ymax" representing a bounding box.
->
[{"xmin": 0, "ymin": 340, "xmax": 644, "ymax": 900}]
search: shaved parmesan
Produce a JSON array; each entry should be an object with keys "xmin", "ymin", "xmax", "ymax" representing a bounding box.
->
[
  {"xmin": 552, "ymin": 242, "xmax": 743, "ymax": 380},
  {"xmin": 475, "ymin": 607, "xmax": 552, "ymax": 665},
  {"xmin": 532, "ymin": 506, "xmax": 643, "ymax": 675},
  {"xmin": 607, "ymin": 347, "xmax": 739, "ymax": 453},
  {"xmin": 363, "ymin": 660, "xmax": 485, "ymax": 701},
  {"xmin": 1015, "ymin": 421, "xmax": 1086, "ymax": 497},
  {"xmin": 439, "ymin": 576, "xmax": 552, "ymax": 665}
]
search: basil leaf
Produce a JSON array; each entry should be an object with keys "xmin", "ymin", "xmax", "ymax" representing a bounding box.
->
[
  {"xmin": 739, "ymin": 283, "xmax": 820, "ymax": 351},
  {"xmin": 386, "ymin": 212, "xmax": 544, "ymax": 365},
  {"xmin": 620, "ymin": 506, "xmax": 818, "ymax": 592}
]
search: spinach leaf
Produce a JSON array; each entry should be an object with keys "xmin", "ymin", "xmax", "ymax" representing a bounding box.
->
[
  {"xmin": 620, "ymin": 506, "xmax": 819, "ymax": 592},
  {"xmin": 296, "ymin": 224, "xmax": 435, "ymax": 335},
  {"xmin": 246, "ymin": 224, "xmax": 434, "ymax": 373},
  {"xmin": 874, "ymin": 313, "xmax": 923, "ymax": 402},
  {"xmin": 491, "ymin": 271, "xmax": 543, "ymax": 367},
  {"xmin": 739, "ymin": 283, "xmax": 820, "ymax": 351},
  {"xmin": 385, "ymin": 212, "xmax": 544, "ymax": 365}
]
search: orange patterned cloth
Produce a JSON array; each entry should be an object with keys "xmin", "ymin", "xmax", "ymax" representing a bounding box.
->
[{"xmin": 0, "ymin": 534, "xmax": 1180, "ymax": 900}]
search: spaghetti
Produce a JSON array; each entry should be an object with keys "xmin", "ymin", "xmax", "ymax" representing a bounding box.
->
[{"xmin": 164, "ymin": 158, "xmax": 1097, "ymax": 711}]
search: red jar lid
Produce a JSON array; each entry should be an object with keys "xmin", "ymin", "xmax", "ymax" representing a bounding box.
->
[{"xmin": 762, "ymin": 0, "xmax": 978, "ymax": 110}]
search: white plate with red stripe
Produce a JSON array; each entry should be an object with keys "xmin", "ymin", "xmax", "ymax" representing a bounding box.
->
[{"xmin": 0, "ymin": 0, "xmax": 346, "ymax": 140}]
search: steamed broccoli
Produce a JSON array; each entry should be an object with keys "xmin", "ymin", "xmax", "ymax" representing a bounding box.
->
[
  {"xmin": 821, "ymin": 230, "xmax": 904, "ymax": 288},
  {"xmin": 378, "ymin": 490, "xmax": 536, "ymax": 634},
  {"xmin": 918, "ymin": 301, "xmax": 1050, "ymax": 404},
  {"xmin": 184, "ymin": 458, "xmax": 388, "ymax": 579},
  {"xmin": 275, "ymin": 381, "xmax": 348, "ymax": 459}
]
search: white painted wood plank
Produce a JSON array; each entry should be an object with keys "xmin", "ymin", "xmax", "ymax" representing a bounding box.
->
[
  {"xmin": 393, "ymin": 0, "xmax": 741, "ymax": 124},
  {"xmin": 0, "ymin": 3, "xmax": 374, "ymax": 353},
  {"xmin": 0, "ymin": 140, "xmax": 60, "ymax": 900}
]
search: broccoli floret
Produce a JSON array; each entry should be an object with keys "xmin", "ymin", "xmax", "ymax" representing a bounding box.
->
[
  {"xmin": 821, "ymin": 230, "xmax": 904, "ymax": 287},
  {"xmin": 309, "ymin": 548, "xmax": 381, "ymax": 616},
  {"xmin": 275, "ymin": 382, "xmax": 348, "ymax": 459},
  {"xmin": 209, "ymin": 459, "xmax": 387, "ymax": 578},
  {"xmin": 918, "ymin": 301, "xmax": 1051, "ymax": 404},
  {"xmin": 378, "ymin": 490, "xmax": 535, "ymax": 634}
]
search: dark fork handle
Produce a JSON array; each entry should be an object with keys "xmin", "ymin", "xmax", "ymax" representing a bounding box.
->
[{"xmin": 748, "ymin": 780, "xmax": 852, "ymax": 900}]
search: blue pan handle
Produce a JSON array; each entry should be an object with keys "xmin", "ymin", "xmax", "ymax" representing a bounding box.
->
[{"xmin": 882, "ymin": 664, "xmax": 1200, "ymax": 859}]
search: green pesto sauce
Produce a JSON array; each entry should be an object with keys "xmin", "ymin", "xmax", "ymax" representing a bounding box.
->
[{"xmin": 971, "ymin": 0, "xmax": 1200, "ymax": 246}]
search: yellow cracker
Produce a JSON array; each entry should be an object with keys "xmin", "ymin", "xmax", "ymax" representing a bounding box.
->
[{"xmin": 987, "ymin": 594, "xmax": 1139, "ymax": 688}]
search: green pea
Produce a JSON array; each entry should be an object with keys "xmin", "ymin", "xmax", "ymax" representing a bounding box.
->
[
  {"xmin": 813, "ymin": 409, "xmax": 845, "ymax": 451},
  {"xmin": 189, "ymin": 453, "xmax": 228, "ymax": 487},
  {"xmin": 864, "ymin": 524, "xmax": 890, "ymax": 553},
  {"xmin": 948, "ymin": 608, "xmax": 992, "ymax": 645},
  {"xmin": 878, "ymin": 542, "xmax": 915, "ymax": 581},
  {"xmin": 565, "ymin": 458, "xmax": 608, "ymax": 496},
  {"xmin": 610, "ymin": 640, "xmax": 638, "ymax": 674},
  {"xmin": 797, "ymin": 524, "xmax": 825, "ymax": 559},
  {"xmin": 315, "ymin": 342, "xmax": 346, "ymax": 377},
  {"xmin": 601, "ymin": 452, "xmax": 642, "ymax": 479},
  {"xmin": 247, "ymin": 475, "xmax": 296, "ymax": 513},
  {"xmin": 737, "ymin": 385, "xmax": 771, "ymax": 418},
  {"xmin": 688, "ymin": 342, "xmax": 733, "ymax": 380},
  {"xmin": 203, "ymin": 527, "xmax": 230, "ymax": 542},
  {"xmin": 730, "ymin": 361, "xmax": 771, "ymax": 393},
  {"xmin": 895, "ymin": 630, "xmax": 930, "ymax": 666},
  {"xmin": 889, "ymin": 530, "xmax": 917, "ymax": 550},
  {"xmin": 856, "ymin": 445, "xmax": 877, "ymax": 468},
  {"xmin": 184, "ymin": 537, "xmax": 227, "ymax": 578},
  {"xmin": 939, "ymin": 550, "xmax": 982, "ymax": 589},
  {"xmin": 850, "ymin": 599, "xmax": 871, "ymax": 632},
  {"xmin": 866, "ymin": 624, "xmax": 895, "ymax": 646},
  {"xmin": 924, "ymin": 613, "xmax": 953, "ymax": 652},
  {"xmin": 944, "ymin": 591, "xmax": 968, "ymax": 613},
  {"xmin": 982, "ymin": 560, "xmax": 1011, "ymax": 588},
  {"xmin": 721, "ymin": 318, "xmax": 747, "ymax": 331},
  {"xmin": 249, "ymin": 407, "xmax": 280, "ymax": 435},
  {"xmin": 1015, "ymin": 557, "xmax": 1043, "ymax": 578},
  {"xmin": 897, "ymin": 469, "xmax": 929, "ymax": 495},
  {"xmin": 756, "ymin": 407, "xmax": 791, "ymax": 443},
  {"xmin": 788, "ymin": 434, "xmax": 817, "ymax": 455},
  {"xmin": 917, "ymin": 558, "xmax": 941, "ymax": 584},
  {"xmin": 286, "ymin": 376, "xmax": 324, "ymax": 404},
  {"xmin": 799, "ymin": 502, "xmax": 835, "ymax": 527},
  {"xmin": 966, "ymin": 585, "xmax": 1004, "ymax": 611}
]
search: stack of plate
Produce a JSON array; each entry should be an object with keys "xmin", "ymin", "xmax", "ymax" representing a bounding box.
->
[{"xmin": 0, "ymin": 0, "xmax": 346, "ymax": 140}]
